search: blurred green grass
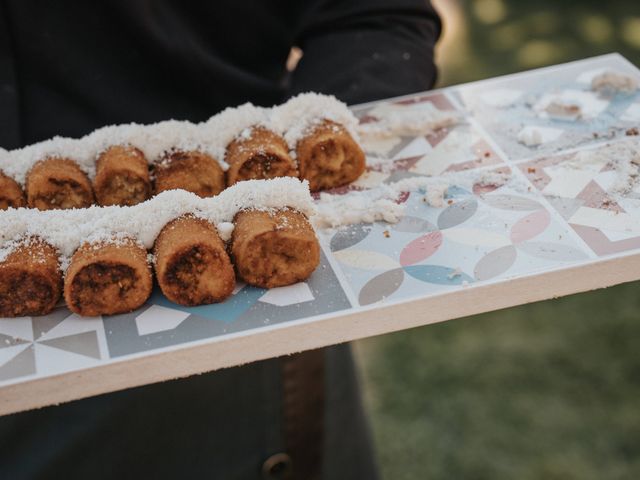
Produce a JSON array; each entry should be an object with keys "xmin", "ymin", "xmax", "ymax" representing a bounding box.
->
[
  {"xmin": 355, "ymin": 1, "xmax": 640, "ymax": 478},
  {"xmin": 357, "ymin": 283, "xmax": 640, "ymax": 479}
]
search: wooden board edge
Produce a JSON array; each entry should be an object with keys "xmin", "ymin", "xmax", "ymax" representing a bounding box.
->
[{"xmin": 1, "ymin": 253, "xmax": 638, "ymax": 416}]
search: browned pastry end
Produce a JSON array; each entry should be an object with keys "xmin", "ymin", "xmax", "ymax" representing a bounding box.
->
[
  {"xmin": 64, "ymin": 240, "xmax": 153, "ymax": 316},
  {"xmin": 0, "ymin": 239, "xmax": 62, "ymax": 317},
  {"xmin": 225, "ymin": 126, "xmax": 298, "ymax": 186},
  {"xmin": 296, "ymin": 119, "xmax": 366, "ymax": 192},
  {"xmin": 26, "ymin": 157, "xmax": 95, "ymax": 210},
  {"xmin": 94, "ymin": 145, "xmax": 151, "ymax": 206},
  {"xmin": 0, "ymin": 171, "xmax": 26, "ymax": 210},
  {"xmin": 231, "ymin": 209, "xmax": 320, "ymax": 289},
  {"xmin": 154, "ymin": 216, "xmax": 235, "ymax": 306},
  {"xmin": 153, "ymin": 150, "xmax": 225, "ymax": 198}
]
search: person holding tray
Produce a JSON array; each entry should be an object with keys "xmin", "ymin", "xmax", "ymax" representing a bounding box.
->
[{"xmin": 0, "ymin": 1, "xmax": 441, "ymax": 479}]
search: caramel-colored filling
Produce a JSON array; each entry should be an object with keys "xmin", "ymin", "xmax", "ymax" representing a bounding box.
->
[
  {"xmin": 99, "ymin": 172, "xmax": 149, "ymax": 206},
  {"xmin": 307, "ymin": 139, "xmax": 358, "ymax": 190},
  {"xmin": 0, "ymin": 270, "xmax": 56, "ymax": 317},
  {"xmin": 33, "ymin": 178, "xmax": 92, "ymax": 210},
  {"xmin": 239, "ymin": 233, "xmax": 317, "ymax": 288},
  {"xmin": 164, "ymin": 244, "xmax": 231, "ymax": 305},
  {"xmin": 237, "ymin": 153, "xmax": 296, "ymax": 182},
  {"xmin": 69, "ymin": 262, "xmax": 138, "ymax": 315}
]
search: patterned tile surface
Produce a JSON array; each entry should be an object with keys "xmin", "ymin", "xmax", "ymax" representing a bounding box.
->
[
  {"xmin": 520, "ymin": 141, "xmax": 640, "ymax": 256},
  {"xmin": 1, "ymin": 54, "xmax": 639, "ymax": 390},
  {"xmin": 321, "ymin": 170, "xmax": 590, "ymax": 306},
  {"xmin": 453, "ymin": 54, "xmax": 640, "ymax": 162}
]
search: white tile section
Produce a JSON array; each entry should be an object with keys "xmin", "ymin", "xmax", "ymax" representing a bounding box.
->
[
  {"xmin": 34, "ymin": 343, "xmax": 101, "ymax": 376},
  {"xmin": 569, "ymin": 207, "xmax": 640, "ymax": 238},
  {"xmin": 135, "ymin": 305, "xmax": 190, "ymax": 336},
  {"xmin": 543, "ymin": 162, "xmax": 606, "ymax": 198},
  {"xmin": 259, "ymin": 283, "xmax": 315, "ymax": 307},
  {"xmin": 392, "ymin": 136, "xmax": 432, "ymax": 160},
  {"xmin": 0, "ymin": 317, "xmax": 34, "ymax": 342},
  {"xmin": 479, "ymin": 88, "xmax": 524, "ymax": 108},
  {"xmin": 621, "ymin": 103, "xmax": 640, "ymax": 122}
]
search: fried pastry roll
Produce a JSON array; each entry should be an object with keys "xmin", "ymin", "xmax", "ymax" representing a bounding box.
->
[
  {"xmin": 296, "ymin": 119, "xmax": 366, "ymax": 191},
  {"xmin": 154, "ymin": 216, "xmax": 235, "ymax": 306},
  {"xmin": 0, "ymin": 239, "xmax": 62, "ymax": 317},
  {"xmin": 225, "ymin": 127, "xmax": 298, "ymax": 186},
  {"xmin": 64, "ymin": 239, "xmax": 152, "ymax": 316},
  {"xmin": 26, "ymin": 157, "xmax": 95, "ymax": 210},
  {"xmin": 230, "ymin": 209, "xmax": 320, "ymax": 288},
  {"xmin": 94, "ymin": 145, "xmax": 151, "ymax": 206},
  {"xmin": 0, "ymin": 171, "xmax": 26, "ymax": 210},
  {"xmin": 153, "ymin": 150, "xmax": 225, "ymax": 198}
]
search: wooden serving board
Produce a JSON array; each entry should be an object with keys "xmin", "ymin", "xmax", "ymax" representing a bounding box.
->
[{"xmin": 1, "ymin": 53, "xmax": 639, "ymax": 416}]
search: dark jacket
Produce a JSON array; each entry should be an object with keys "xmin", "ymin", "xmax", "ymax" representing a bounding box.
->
[{"xmin": 0, "ymin": 1, "xmax": 440, "ymax": 478}]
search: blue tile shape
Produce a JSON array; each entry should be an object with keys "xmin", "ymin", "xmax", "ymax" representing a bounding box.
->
[{"xmin": 151, "ymin": 284, "xmax": 267, "ymax": 322}]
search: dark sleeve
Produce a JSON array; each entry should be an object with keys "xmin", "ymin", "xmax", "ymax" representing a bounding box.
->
[{"xmin": 288, "ymin": 0, "xmax": 441, "ymax": 105}]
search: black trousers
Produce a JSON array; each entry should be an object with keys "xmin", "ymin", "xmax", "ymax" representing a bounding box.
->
[{"xmin": 0, "ymin": 343, "xmax": 378, "ymax": 480}]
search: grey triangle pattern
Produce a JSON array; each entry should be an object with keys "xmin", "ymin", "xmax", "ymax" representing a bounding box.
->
[
  {"xmin": 31, "ymin": 307, "xmax": 72, "ymax": 340},
  {"xmin": 0, "ymin": 333, "xmax": 29, "ymax": 348},
  {"xmin": 40, "ymin": 331, "xmax": 101, "ymax": 360},
  {"xmin": 547, "ymin": 196, "xmax": 584, "ymax": 221},
  {"xmin": 0, "ymin": 346, "xmax": 36, "ymax": 381}
]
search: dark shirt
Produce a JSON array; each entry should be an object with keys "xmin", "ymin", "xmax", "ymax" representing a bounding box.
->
[
  {"xmin": 0, "ymin": 1, "xmax": 440, "ymax": 479},
  {"xmin": 0, "ymin": 0, "xmax": 439, "ymax": 148}
]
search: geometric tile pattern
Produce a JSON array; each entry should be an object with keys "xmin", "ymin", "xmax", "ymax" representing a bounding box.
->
[
  {"xmin": 321, "ymin": 171, "xmax": 590, "ymax": 306},
  {"xmin": 453, "ymin": 54, "xmax": 640, "ymax": 162},
  {"xmin": 0, "ymin": 308, "xmax": 107, "ymax": 382},
  {"xmin": 520, "ymin": 141, "xmax": 640, "ymax": 256}
]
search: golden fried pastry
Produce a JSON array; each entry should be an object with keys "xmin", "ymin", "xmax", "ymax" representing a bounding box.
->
[
  {"xmin": 153, "ymin": 150, "xmax": 225, "ymax": 198},
  {"xmin": 231, "ymin": 209, "xmax": 320, "ymax": 288},
  {"xmin": 0, "ymin": 171, "xmax": 26, "ymax": 210},
  {"xmin": 296, "ymin": 120, "xmax": 365, "ymax": 192},
  {"xmin": 26, "ymin": 157, "xmax": 94, "ymax": 210},
  {"xmin": 94, "ymin": 145, "xmax": 151, "ymax": 206},
  {"xmin": 0, "ymin": 239, "xmax": 62, "ymax": 317},
  {"xmin": 64, "ymin": 239, "xmax": 152, "ymax": 316},
  {"xmin": 225, "ymin": 127, "xmax": 297, "ymax": 186},
  {"xmin": 154, "ymin": 216, "xmax": 235, "ymax": 306}
]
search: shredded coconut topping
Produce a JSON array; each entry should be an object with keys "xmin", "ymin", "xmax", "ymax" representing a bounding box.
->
[
  {"xmin": 571, "ymin": 138, "xmax": 640, "ymax": 194},
  {"xmin": 270, "ymin": 92, "xmax": 360, "ymax": 149},
  {"xmin": 591, "ymin": 70, "xmax": 639, "ymax": 94},
  {"xmin": 313, "ymin": 177, "xmax": 460, "ymax": 228},
  {"xmin": 0, "ymin": 178, "xmax": 315, "ymax": 268},
  {"xmin": 313, "ymin": 167, "xmax": 518, "ymax": 229},
  {"xmin": 357, "ymin": 102, "xmax": 461, "ymax": 140},
  {"xmin": 0, "ymin": 93, "xmax": 357, "ymax": 185},
  {"xmin": 517, "ymin": 127, "xmax": 544, "ymax": 147}
]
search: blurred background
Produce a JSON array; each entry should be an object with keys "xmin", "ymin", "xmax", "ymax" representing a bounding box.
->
[{"xmin": 355, "ymin": 1, "xmax": 640, "ymax": 478}]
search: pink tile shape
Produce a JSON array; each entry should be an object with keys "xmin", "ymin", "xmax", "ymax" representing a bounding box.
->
[
  {"xmin": 510, "ymin": 209, "xmax": 551, "ymax": 244},
  {"xmin": 399, "ymin": 231, "xmax": 443, "ymax": 266},
  {"xmin": 571, "ymin": 224, "xmax": 640, "ymax": 256}
]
